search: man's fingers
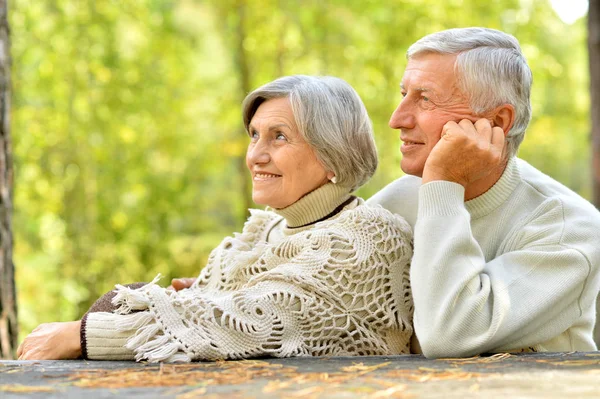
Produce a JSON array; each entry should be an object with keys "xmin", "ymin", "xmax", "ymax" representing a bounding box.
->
[
  {"xmin": 473, "ymin": 118, "xmax": 494, "ymax": 141},
  {"xmin": 441, "ymin": 121, "xmax": 457, "ymax": 137},
  {"xmin": 458, "ymin": 119, "xmax": 479, "ymax": 135},
  {"xmin": 171, "ymin": 278, "xmax": 195, "ymax": 291},
  {"xmin": 491, "ymin": 126, "xmax": 506, "ymax": 151},
  {"xmin": 16, "ymin": 342, "xmax": 23, "ymax": 358}
]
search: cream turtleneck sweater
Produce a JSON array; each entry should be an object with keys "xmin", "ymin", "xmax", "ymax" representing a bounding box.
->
[
  {"xmin": 368, "ymin": 157, "xmax": 600, "ymax": 358},
  {"xmin": 83, "ymin": 183, "xmax": 414, "ymax": 361},
  {"xmin": 267, "ymin": 182, "xmax": 356, "ymax": 242}
]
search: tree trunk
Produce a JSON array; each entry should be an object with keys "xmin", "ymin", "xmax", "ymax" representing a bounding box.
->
[
  {"xmin": 0, "ymin": 0, "xmax": 16, "ymax": 360},
  {"xmin": 588, "ymin": 0, "xmax": 600, "ymax": 346},
  {"xmin": 233, "ymin": 0, "xmax": 253, "ymax": 221}
]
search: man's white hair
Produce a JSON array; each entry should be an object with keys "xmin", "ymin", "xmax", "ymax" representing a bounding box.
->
[{"xmin": 408, "ymin": 27, "xmax": 533, "ymax": 158}]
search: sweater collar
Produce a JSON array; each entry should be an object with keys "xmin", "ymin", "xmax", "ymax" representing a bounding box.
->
[
  {"xmin": 465, "ymin": 156, "xmax": 521, "ymax": 219},
  {"xmin": 271, "ymin": 183, "xmax": 352, "ymax": 228}
]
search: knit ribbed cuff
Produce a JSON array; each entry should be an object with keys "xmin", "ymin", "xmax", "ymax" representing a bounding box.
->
[
  {"xmin": 418, "ymin": 181, "xmax": 466, "ymax": 218},
  {"xmin": 84, "ymin": 312, "xmax": 136, "ymax": 360},
  {"xmin": 81, "ymin": 313, "xmax": 89, "ymax": 359}
]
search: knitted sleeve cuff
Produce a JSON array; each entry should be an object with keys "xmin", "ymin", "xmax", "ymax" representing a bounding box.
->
[
  {"xmin": 418, "ymin": 181, "xmax": 466, "ymax": 218},
  {"xmin": 81, "ymin": 312, "xmax": 89, "ymax": 359},
  {"xmin": 83, "ymin": 312, "xmax": 136, "ymax": 360}
]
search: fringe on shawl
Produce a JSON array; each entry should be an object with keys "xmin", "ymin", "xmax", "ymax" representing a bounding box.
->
[
  {"xmin": 110, "ymin": 274, "xmax": 192, "ymax": 363},
  {"xmin": 108, "ymin": 210, "xmax": 277, "ymax": 363}
]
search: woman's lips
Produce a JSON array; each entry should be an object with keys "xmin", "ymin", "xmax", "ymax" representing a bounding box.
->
[{"xmin": 253, "ymin": 172, "xmax": 282, "ymax": 181}]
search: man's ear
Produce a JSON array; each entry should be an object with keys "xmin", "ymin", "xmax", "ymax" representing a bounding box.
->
[{"xmin": 492, "ymin": 104, "xmax": 515, "ymax": 137}]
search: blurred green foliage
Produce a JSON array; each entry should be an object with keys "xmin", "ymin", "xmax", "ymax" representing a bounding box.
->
[{"xmin": 11, "ymin": 0, "xmax": 591, "ymax": 338}]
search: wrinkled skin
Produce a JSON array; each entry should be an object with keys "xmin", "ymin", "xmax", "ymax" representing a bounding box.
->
[{"xmin": 389, "ymin": 52, "xmax": 513, "ymax": 199}]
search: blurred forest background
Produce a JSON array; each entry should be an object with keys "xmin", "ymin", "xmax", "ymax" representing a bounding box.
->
[{"xmin": 11, "ymin": 0, "xmax": 592, "ymax": 339}]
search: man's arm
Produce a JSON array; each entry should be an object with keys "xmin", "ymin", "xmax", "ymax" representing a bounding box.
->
[
  {"xmin": 412, "ymin": 181, "xmax": 597, "ymax": 357},
  {"xmin": 411, "ymin": 118, "xmax": 599, "ymax": 357}
]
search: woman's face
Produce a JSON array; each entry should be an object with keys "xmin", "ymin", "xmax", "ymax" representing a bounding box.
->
[{"xmin": 246, "ymin": 97, "xmax": 330, "ymax": 209}]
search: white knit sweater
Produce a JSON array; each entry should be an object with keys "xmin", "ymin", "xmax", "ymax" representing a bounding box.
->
[
  {"xmin": 84, "ymin": 183, "xmax": 414, "ymax": 361},
  {"xmin": 368, "ymin": 157, "xmax": 600, "ymax": 358}
]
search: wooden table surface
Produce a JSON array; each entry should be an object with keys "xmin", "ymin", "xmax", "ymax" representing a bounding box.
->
[{"xmin": 1, "ymin": 352, "xmax": 599, "ymax": 398}]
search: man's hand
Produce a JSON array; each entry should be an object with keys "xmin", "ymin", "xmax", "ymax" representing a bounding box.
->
[
  {"xmin": 169, "ymin": 277, "xmax": 196, "ymax": 291},
  {"xmin": 423, "ymin": 119, "xmax": 506, "ymax": 187},
  {"xmin": 17, "ymin": 320, "xmax": 82, "ymax": 360}
]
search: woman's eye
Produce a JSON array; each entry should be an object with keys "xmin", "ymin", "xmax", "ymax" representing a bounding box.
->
[
  {"xmin": 275, "ymin": 133, "xmax": 286, "ymax": 141},
  {"xmin": 249, "ymin": 130, "xmax": 259, "ymax": 140},
  {"xmin": 422, "ymin": 96, "xmax": 430, "ymax": 102}
]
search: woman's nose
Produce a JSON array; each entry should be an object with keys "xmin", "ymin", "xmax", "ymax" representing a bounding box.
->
[{"xmin": 246, "ymin": 140, "xmax": 271, "ymax": 165}]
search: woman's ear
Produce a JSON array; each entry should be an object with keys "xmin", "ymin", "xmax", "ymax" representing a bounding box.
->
[
  {"xmin": 493, "ymin": 104, "xmax": 515, "ymax": 137},
  {"xmin": 326, "ymin": 171, "xmax": 336, "ymax": 183}
]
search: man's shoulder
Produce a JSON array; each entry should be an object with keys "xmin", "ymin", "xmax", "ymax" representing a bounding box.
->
[
  {"xmin": 516, "ymin": 158, "xmax": 600, "ymax": 217},
  {"xmin": 514, "ymin": 158, "xmax": 600, "ymax": 252},
  {"xmin": 366, "ymin": 175, "xmax": 421, "ymax": 227},
  {"xmin": 366, "ymin": 174, "xmax": 421, "ymax": 204}
]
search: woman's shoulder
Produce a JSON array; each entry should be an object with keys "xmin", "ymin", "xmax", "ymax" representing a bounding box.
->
[
  {"xmin": 315, "ymin": 201, "xmax": 413, "ymax": 238},
  {"xmin": 224, "ymin": 209, "xmax": 283, "ymax": 248},
  {"xmin": 246, "ymin": 208, "xmax": 282, "ymax": 225},
  {"xmin": 342, "ymin": 201, "xmax": 412, "ymax": 230}
]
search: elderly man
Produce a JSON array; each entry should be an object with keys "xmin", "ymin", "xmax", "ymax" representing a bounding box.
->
[{"xmin": 368, "ymin": 27, "xmax": 600, "ymax": 358}]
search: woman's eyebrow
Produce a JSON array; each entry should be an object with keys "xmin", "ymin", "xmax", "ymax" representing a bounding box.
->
[
  {"xmin": 248, "ymin": 122, "xmax": 290, "ymax": 132},
  {"xmin": 268, "ymin": 123, "xmax": 290, "ymax": 131}
]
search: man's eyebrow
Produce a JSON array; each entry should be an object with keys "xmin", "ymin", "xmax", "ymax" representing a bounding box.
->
[{"xmin": 399, "ymin": 83, "xmax": 431, "ymax": 93}]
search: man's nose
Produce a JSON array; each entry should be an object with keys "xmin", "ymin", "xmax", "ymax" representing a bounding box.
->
[{"xmin": 389, "ymin": 100, "xmax": 415, "ymax": 130}]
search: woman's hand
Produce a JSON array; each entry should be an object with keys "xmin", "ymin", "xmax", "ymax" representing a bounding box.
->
[{"xmin": 17, "ymin": 320, "xmax": 82, "ymax": 360}]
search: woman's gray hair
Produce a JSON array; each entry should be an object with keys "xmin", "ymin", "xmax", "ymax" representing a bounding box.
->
[
  {"xmin": 242, "ymin": 75, "xmax": 378, "ymax": 192},
  {"xmin": 407, "ymin": 27, "xmax": 532, "ymax": 158}
]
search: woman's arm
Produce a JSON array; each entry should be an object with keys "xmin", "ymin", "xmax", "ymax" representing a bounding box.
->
[
  {"xmin": 84, "ymin": 206, "xmax": 413, "ymax": 362},
  {"xmin": 18, "ymin": 282, "xmax": 148, "ymax": 360}
]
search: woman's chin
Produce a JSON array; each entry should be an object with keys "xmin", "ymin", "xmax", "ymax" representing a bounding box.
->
[
  {"xmin": 263, "ymin": 201, "xmax": 287, "ymax": 209},
  {"xmin": 253, "ymin": 196, "xmax": 279, "ymax": 209},
  {"xmin": 254, "ymin": 197, "xmax": 292, "ymax": 210}
]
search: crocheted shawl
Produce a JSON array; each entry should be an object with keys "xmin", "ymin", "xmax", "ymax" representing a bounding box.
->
[{"xmin": 110, "ymin": 205, "xmax": 413, "ymax": 362}]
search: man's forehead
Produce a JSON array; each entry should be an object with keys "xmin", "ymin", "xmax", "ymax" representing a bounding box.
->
[
  {"xmin": 400, "ymin": 54, "xmax": 457, "ymax": 92},
  {"xmin": 399, "ymin": 76, "xmax": 442, "ymax": 94}
]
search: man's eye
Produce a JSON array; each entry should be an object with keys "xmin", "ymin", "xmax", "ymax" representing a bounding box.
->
[
  {"xmin": 250, "ymin": 131, "xmax": 259, "ymax": 139},
  {"xmin": 401, "ymin": 92, "xmax": 407, "ymax": 98},
  {"xmin": 422, "ymin": 96, "xmax": 430, "ymax": 102}
]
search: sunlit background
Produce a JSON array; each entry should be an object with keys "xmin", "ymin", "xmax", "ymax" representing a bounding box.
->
[
  {"xmin": 551, "ymin": 0, "xmax": 588, "ymax": 24},
  {"xmin": 12, "ymin": 0, "xmax": 592, "ymax": 338}
]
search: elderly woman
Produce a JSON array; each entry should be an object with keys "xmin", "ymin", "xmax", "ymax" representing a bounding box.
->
[{"xmin": 18, "ymin": 75, "xmax": 413, "ymax": 362}]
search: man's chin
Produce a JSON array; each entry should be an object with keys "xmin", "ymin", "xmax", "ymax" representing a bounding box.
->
[{"xmin": 400, "ymin": 161, "xmax": 425, "ymax": 178}]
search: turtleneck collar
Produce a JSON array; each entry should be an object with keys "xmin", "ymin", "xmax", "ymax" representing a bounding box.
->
[
  {"xmin": 270, "ymin": 183, "xmax": 352, "ymax": 228},
  {"xmin": 465, "ymin": 156, "xmax": 521, "ymax": 219}
]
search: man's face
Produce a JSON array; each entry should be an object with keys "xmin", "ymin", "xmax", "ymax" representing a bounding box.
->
[{"xmin": 389, "ymin": 53, "xmax": 477, "ymax": 177}]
